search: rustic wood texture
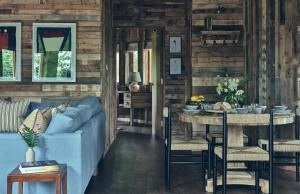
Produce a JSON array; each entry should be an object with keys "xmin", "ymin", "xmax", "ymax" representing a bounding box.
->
[
  {"xmin": 0, "ymin": 1, "xmax": 102, "ymax": 97},
  {"xmin": 192, "ymin": 0, "xmax": 245, "ymax": 102},
  {"xmin": 102, "ymin": 0, "xmax": 117, "ymax": 152}
]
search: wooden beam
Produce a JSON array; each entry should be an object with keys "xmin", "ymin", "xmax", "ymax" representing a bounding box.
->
[
  {"xmin": 186, "ymin": 0, "xmax": 192, "ymax": 99},
  {"xmin": 266, "ymin": 0, "xmax": 276, "ymax": 106}
]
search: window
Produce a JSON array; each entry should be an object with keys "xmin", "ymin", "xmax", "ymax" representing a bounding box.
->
[
  {"xmin": 116, "ymin": 44, "xmax": 120, "ymax": 83},
  {"xmin": 0, "ymin": 23, "xmax": 21, "ymax": 82},
  {"xmin": 125, "ymin": 50, "xmax": 138, "ymax": 84},
  {"xmin": 143, "ymin": 49, "xmax": 152, "ymax": 84}
]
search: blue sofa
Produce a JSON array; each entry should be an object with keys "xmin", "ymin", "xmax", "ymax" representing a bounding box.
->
[{"xmin": 0, "ymin": 96, "xmax": 106, "ymax": 194}]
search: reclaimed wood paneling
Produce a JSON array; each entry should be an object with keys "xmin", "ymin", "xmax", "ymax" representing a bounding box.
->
[
  {"xmin": 192, "ymin": 0, "xmax": 244, "ymax": 102},
  {"xmin": 0, "ymin": 1, "xmax": 102, "ymax": 97}
]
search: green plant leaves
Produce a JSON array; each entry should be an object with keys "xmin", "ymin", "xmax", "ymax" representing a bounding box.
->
[{"xmin": 20, "ymin": 124, "xmax": 38, "ymax": 148}]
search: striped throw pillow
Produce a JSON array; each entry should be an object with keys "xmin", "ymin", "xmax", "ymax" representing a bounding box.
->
[{"xmin": 0, "ymin": 100, "xmax": 30, "ymax": 133}]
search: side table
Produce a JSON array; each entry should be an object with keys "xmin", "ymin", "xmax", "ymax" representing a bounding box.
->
[{"xmin": 7, "ymin": 164, "xmax": 67, "ymax": 194}]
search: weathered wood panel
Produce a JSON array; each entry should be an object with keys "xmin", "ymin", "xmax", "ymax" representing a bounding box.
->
[
  {"xmin": 0, "ymin": 1, "xmax": 102, "ymax": 97},
  {"xmin": 192, "ymin": 0, "xmax": 245, "ymax": 101}
]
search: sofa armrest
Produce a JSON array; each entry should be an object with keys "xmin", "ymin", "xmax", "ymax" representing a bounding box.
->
[{"xmin": 40, "ymin": 131, "xmax": 84, "ymax": 194}]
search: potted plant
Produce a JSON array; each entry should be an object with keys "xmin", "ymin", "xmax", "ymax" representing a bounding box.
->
[
  {"xmin": 216, "ymin": 77, "xmax": 249, "ymax": 108},
  {"xmin": 19, "ymin": 124, "xmax": 39, "ymax": 162}
]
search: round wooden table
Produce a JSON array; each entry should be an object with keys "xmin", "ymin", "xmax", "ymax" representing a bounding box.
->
[{"xmin": 179, "ymin": 112, "xmax": 295, "ymax": 193}]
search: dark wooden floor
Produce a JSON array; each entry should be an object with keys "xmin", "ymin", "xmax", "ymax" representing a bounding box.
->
[{"xmin": 85, "ymin": 132, "xmax": 300, "ymax": 194}]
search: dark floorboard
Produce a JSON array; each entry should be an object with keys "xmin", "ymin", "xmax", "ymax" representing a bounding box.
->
[{"xmin": 85, "ymin": 132, "xmax": 300, "ymax": 194}]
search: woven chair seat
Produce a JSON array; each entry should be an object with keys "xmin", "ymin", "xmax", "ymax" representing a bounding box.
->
[
  {"xmin": 214, "ymin": 146, "xmax": 269, "ymax": 161},
  {"xmin": 258, "ymin": 139, "xmax": 300, "ymax": 152},
  {"xmin": 207, "ymin": 132, "xmax": 249, "ymax": 144},
  {"xmin": 171, "ymin": 136, "xmax": 208, "ymax": 151}
]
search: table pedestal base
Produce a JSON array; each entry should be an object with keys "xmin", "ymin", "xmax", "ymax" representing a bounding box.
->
[{"xmin": 205, "ymin": 172, "xmax": 269, "ymax": 193}]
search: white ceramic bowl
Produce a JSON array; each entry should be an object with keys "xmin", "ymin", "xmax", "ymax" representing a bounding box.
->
[
  {"xmin": 258, "ymin": 105, "xmax": 267, "ymax": 112},
  {"xmin": 185, "ymin": 105, "xmax": 199, "ymax": 110},
  {"xmin": 254, "ymin": 107, "xmax": 262, "ymax": 114},
  {"xmin": 236, "ymin": 108, "xmax": 248, "ymax": 114},
  {"xmin": 273, "ymin": 106, "xmax": 287, "ymax": 111}
]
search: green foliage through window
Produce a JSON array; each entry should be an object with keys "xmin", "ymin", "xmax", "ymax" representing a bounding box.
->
[{"xmin": 2, "ymin": 49, "xmax": 14, "ymax": 77}]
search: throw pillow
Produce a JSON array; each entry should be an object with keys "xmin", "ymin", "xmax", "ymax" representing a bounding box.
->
[
  {"xmin": 19, "ymin": 108, "xmax": 52, "ymax": 134},
  {"xmin": 77, "ymin": 96, "xmax": 101, "ymax": 115},
  {"xmin": 24, "ymin": 101, "xmax": 59, "ymax": 118},
  {"xmin": 51, "ymin": 104, "xmax": 66, "ymax": 119},
  {"xmin": 46, "ymin": 107, "xmax": 83, "ymax": 134},
  {"xmin": 0, "ymin": 99, "xmax": 30, "ymax": 133}
]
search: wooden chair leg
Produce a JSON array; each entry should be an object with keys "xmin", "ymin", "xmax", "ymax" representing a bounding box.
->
[
  {"xmin": 208, "ymin": 142, "xmax": 212, "ymax": 179},
  {"xmin": 166, "ymin": 148, "xmax": 171, "ymax": 190},
  {"xmin": 255, "ymin": 162, "xmax": 259, "ymax": 194},
  {"xmin": 296, "ymin": 153, "xmax": 299, "ymax": 182},
  {"xmin": 201, "ymin": 151, "xmax": 204, "ymax": 179},
  {"xmin": 222, "ymin": 158, "xmax": 227, "ymax": 194},
  {"xmin": 213, "ymin": 154, "xmax": 217, "ymax": 194}
]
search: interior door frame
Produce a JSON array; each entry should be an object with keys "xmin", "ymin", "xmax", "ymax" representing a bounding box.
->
[{"xmin": 111, "ymin": 27, "xmax": 165, "ymax": 138}]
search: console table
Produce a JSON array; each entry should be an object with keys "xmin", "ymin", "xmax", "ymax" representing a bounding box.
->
[{"xmin": 118, "ymin": 91, "xmax": 152, "ymax": 126}]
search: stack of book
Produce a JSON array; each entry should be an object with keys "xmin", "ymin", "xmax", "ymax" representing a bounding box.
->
[{"xmin": 19, "ymin": 160, "xmax": 59, "ymax": 174}]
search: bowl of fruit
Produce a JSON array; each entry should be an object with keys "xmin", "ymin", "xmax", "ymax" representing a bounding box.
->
[{"xmin": 185, "ymin": 95, "xmax": 205, "ymax": 110}]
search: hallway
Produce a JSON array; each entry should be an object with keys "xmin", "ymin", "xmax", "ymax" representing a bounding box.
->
[{"xmin": 85, "ymin": 132, "xmax": 300, "ymax": 194}]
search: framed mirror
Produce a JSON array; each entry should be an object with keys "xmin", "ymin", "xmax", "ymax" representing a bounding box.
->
[
  {"xmin": 32, "ymin": 23, "xmax": 76, "ymax": 82},
  {"xmin": 0, "ymin": 23, "xmax": 21, "ymax": 82}
]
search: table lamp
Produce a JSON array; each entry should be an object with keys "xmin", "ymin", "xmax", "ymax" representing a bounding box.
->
[{"xmin": 128, "ymin": 72, "xmax": 141, "ymax": 92}]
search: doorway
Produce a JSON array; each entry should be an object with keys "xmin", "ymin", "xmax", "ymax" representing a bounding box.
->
[{"xmin": 113, "ymin": 27, "xmax": 164, "ymax": 137}]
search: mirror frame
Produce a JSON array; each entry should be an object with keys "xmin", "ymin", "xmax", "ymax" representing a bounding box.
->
[
  {"xmin": 32, "ymin": 23, "xmax": 76, "ymax": 82},
  {"xmin": 0, "ymin": 23, "xmax": 21, "ymax": 82}
]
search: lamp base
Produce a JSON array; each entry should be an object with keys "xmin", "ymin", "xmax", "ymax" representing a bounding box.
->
[{"xmin": 129, "ymin": 82, "xmax": 140, "ymax": 92}]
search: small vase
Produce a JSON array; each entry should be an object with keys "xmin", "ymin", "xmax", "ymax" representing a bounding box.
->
[{"xmin": 26, "ymin": 147, "xmax": 35, "ymax": 162}]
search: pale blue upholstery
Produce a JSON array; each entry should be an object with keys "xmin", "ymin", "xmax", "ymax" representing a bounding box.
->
[{"xmin": 0, "ymin": 96, "xmax": 105, "ymax": 194}]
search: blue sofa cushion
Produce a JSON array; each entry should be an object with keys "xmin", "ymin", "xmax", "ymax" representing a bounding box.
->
[
  {"xmin": 77, "ymin": 104, "xmax": 93, "ymax": 123},
  {"xmin": 46, "ymin": 107, "xmax": 84, "ymax": 134},
  {"xmin": 25, "ymin": 102, "xmax": 59, "ymax": 117},
  {"xmin": 77, "ymin": 96, "xmax": 101, "ymax": 115}
]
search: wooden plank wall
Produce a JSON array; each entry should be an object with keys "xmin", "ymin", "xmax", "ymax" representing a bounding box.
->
[
  {"xmin": 247, "ymin": 0, "xmax": 299, "ymax": 107},
  {"xmin": 278, "ymin": 0, "xmax": 299, "ymax": 107},
  {"xmin": 0, "ymin": 0, "xmax": 102, "ymax": 98},
  {"xmin": 112, "ymin": 0, "xmax": 189, "ymax": 134},
  {"xmin": 192, "ymin": 0, "xmax": 244, "ymax": 102}
]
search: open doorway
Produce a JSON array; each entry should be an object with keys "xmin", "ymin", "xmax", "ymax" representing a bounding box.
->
[{"xmin": 114, "ymin": 27, "xmax": 164, "ymax": 137}]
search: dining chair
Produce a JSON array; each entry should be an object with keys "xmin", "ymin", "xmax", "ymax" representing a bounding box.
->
[
  {"xmin": 258, "ymin": 112, "xmax": 300, "ymax": 181},
  {"xmin": 213, "ymin": 112, "xmax": 274, "ymax": 194},
  {"xmin": 164, "ymin": 104, "xmax": 208, "ymax": 190},
  {"xmin": 205, "ymin": 125, "xmax": 250, "ymax": 179}
]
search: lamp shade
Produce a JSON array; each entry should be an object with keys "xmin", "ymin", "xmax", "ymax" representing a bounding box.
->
[{"xmin": 128, "ymin": 72, "xmax": 141, "ymax": 83}]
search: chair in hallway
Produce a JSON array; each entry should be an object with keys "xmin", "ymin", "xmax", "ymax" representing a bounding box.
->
[
  {"xmin": 258, "ymin": 112, "xmax": 300, "ymax": 181},
  {"xmin": 164, "ymin": 104, "xmax": 208, "ymax": 190},
  {"xmin": 213, "ymin": 112, "xmax": 274, "ymax": 194}
]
